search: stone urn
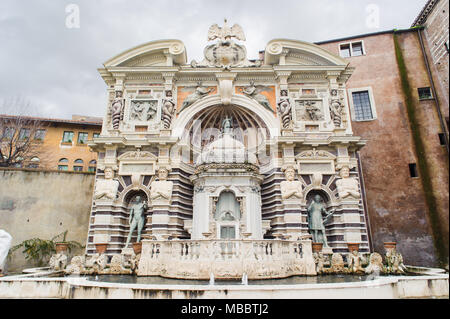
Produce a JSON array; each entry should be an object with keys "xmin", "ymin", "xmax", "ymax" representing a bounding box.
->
[
  {"xmin": 383, "ymin": 242, "xmax": 397, "ymax": 250},
  {"xmin": 95, "ymin": 243, "xmax": 108, "ymax": 254},
  {"xmin": 347, "ymin": 243, "xmax": 360, "ymax": 252},
  {"xmin": 55, "ymin": 242, "xmax": 69, "ymax": 253},
  {"xmin": 133, "ymin": 242, "xmax": 142, "ymax": 255},
  {"xmin": 312, "ymin": 242, "xmax": 323, "ymax": 253}
]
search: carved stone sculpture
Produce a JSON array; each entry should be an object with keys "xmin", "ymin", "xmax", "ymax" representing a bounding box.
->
[
  {"xmin": 242, "ymin": 81, "xmax": 274, "ymax": 113},
  {"xmin": 150, "ymin": 168, "xmax": 173, "ymax": 202},
  {"xmin": 347, "ymin": 250, "xmax": 364, "ymax": 274},
  {"xmin": 365, "ymin": 252, "xmax": 384, "ymax": 275},
  {"xmin": 329, "ymin": 90, "xmax": 343, "ymax": 127},
  {"xmin": 94, "ymin": 167, "xmax": 119, "ymax": 201},
  {"xmin": 385, "ymin": 248, "xmax": 407, "ymax": 274},
  {"xmin": 109, "ymin": 254, "xmax": 132, "ymax": 275},
  {"xmin": 178, "ymin": 83, "xmax": 214, "ymax": 114},
  {"xmin": 49, "ymin": 253, "xmax": 68, "ymax": 271},
  {"xmin": 85, "ymin": 253, "xmax": 108, "ymax": 274},
  {"xmin": 313, "ymin": 251, "xmax": 325, "ymax": 274},
  {"xmin": 130, "ymin": 101, "xmax": 146, "ymax": 121},
  {"xmin": 304, "ymin": 101, "xmax": 324, "ymax": 121},
  {"xmin": 111, "ymin": 90, "xmax": 124, "ymax": 130},
  {"xmin": 125, "ymin": 195, "xmax": 148, "ymax": 247},
  {"xmin": 65, "ymin": 255, "xmax": 85, "ymax": 275},
  {"xmin": 307, "ymin": 195, "xmax": 334, "ymax": 247},
  {"xmin": 336, "ymin": 166, "xmax": 360, "ymax": 199},
  {"xmin": 277, "ymin": 90, "xmax": 292, "ymax": 129},
  {"xmin": 191, "ymin": 19, "xmax": 261, "ymax": 69},
  {"xmin": 280, "ymin": 166, "xmax": 303, "ymax": 200},
  {"xmin": 162, "ymin": 91, "xmax": 176, "ymax": 129},
  {"xmin": 330, "ymin": 253, "xmax": 345, "ymax": 273}
]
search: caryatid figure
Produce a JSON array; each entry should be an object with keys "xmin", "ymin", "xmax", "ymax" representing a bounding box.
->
[
  {"xmin": 111, "ymin": 90, "xmax": 124, "ymax": 130},
  {"xmin": 280, "ymin": 166, "xmax": 303, "ymax": 200},
  {"xmin": 335, "ymin": 166, "xmax": 360, "ymax": 199},
  {"xmin": 94, "ymin": 167, "xmax": 119, "ymax": 200},
  {"xmin": 161, "ymin": 90, "xmax": 176, "ymax": 129},
  {"xmin": 125, "ymin": 195, "xmax": 148, "ymax": 247},
  {"xmin": 150, "ymin": 168, "xmax": 173, "ymax": 202},
  {"xmin": 277, "ymin": 90, "xmax": 292, "ymax": 129},
  {"xmin": 307, "ymin": 195, "xmax": 334, "ymax": 246}
]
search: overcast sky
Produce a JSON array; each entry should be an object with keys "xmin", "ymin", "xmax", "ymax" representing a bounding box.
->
[{"xmin": 0, "ymin": 0, "xmax": 427, "ymax": 119}]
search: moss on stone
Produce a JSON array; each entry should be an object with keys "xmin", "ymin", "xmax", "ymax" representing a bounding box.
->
[{"xmin": 393, "ymin": 32, "xmax": 447, "ymax": 267}]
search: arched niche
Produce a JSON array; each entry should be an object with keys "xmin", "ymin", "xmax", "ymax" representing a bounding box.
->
[{"xmin": 306, "ymin": 189, "xmax": 331, "ymax": 207}]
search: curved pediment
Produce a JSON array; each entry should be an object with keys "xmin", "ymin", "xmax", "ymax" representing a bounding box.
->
[
  {"xmin": 103, "ymin": 39, "xmax": 187, "ymax": 67},
  {"xmin": 264, "ymin": 39, "xmax": 348, "ymax": 67}
]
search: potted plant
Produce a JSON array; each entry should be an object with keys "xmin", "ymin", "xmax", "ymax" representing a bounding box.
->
[
  {"xmin": 95, "ymin": 243, "xmax": 108, "ymax": 254},
  {"xmin": 312, "ymin": 242, "xmax": 323, "ymax": 253},
  {"xmin": 132, "ymin": 242, "xmax": 142, "ymax": 255},
  {"xmin": 383, "ymin": 242, "xmax": 397, "ymax": 250},
  {"xmin": 347, "ymin": 243, "xmax": 360, "ymax": 252},
  {"xmin": 8, "ymin": 231, "xmax": 84, "ymax": 267}
]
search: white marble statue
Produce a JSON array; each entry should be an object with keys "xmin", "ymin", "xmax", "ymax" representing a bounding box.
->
[
  {"xmin": 94, "ymin": 167, "xmax": 119, "ymax": 201},
  {"xmin": 162, "ymin": 91, "xmax": 176, "ymax": 129},
  {"xmin": 49, "ymin": 253, "xmax": 68, "ymax": 271},
  {"xmin": 277, "ymin": 90, "xmax": 292, "ymax": 129},
  {"xmin": 280, "ymin": 166, "xmax": 303, "ymax": 200},
  {"xmin": 150, "ymin": 168, "xmax": 173, "ymax": 202},
  {"xmin": 347, "ymin": 250, "xmax": 364, "ymax": 273},
  {"xmin": 111, "ymin": 90, "xmax": 124, "ymax": 130},
  {"xmin": 336, "ymin": 166, "xmax": 360, "ymax": 199},
  {"xmin": 0, "ymin": 230, "xmax": 12, "ymax": 275}
]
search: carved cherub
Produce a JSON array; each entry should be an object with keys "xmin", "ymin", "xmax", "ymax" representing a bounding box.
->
[{"xmin": 242, "ymin": 81, "xmax": 274, "ymax": 113}]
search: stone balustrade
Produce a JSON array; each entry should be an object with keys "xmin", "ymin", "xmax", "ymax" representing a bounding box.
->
[{"xmin": 137, "ymin": 239, "xmax": 316, "ymax": 279}]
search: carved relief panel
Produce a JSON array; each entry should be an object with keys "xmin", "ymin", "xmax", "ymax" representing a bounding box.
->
[{"xmin": 123, "ymin": 89, "xmax": 163, "ymax": 131}]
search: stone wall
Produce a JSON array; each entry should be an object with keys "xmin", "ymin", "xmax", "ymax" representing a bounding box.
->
[
  {"xmin": 0, "ymin": 168, "xmax": 95, "ymax": 272},
  {"xmin": 318, "ymin": 30, "xmax": 449, "ymax": 267}
]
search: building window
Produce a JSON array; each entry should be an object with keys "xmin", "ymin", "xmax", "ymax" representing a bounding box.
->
[
  {"xmin": 27, "ymin": 156, "xmax": 40, "ymax": 169},
  {"xmin": 339, "ymin": 41, "xmax": 365, "ymax": 58},
  {"xmin": 19, "ymin": 128, "xmax": 31, "ymax": 140},
  {"xmin": 88, "ymin": 166, "xmax": 96, "ymax": 173},
  {"xmin": 3, "ymin": 127, "xmax": 15, "ymax": 140},
  {"xmin": 352, "ymin": 91, "xmax": 374, "ymax": 121},
  {"xmin": 59, "ymin": 158, "xmax": 68, "ymax": 163},
  {"xmin": 88, "ymin": 160, "xmax": 97, "ymax": 172},
  {"xmin": 34, "ymin": 129, "xmax": 46, "ymax": 141},
  {"xmin": 62, "ymin": 131, "xmax": 74, "ymax": 143},
  {"xmin": 418, "ymin": 87, "xmax": 432, "ymax": 100},
  {"xmin": 438, "ymin": 133, "xmax": 446, "ymax": 146},
  {"xmin": 58, "ymin": 165, "xmax": 68, "ymax": 171},
  {"xmin": 409, "ymin": 163, "xmax": 418, "ymax": 178},
  {"xmin": 74, "ymin": 159, "xmax": 84, "ymax": 164},
  {"xmin": 93, "ymin": 133, "xmax": 100, "ymax": 138},
  {"xmin": 73, "ymin": 166, "xmax": 83, "ymax": 172},
  {"xmin": 77, "ymin": 132, "xmax": 88, "ymax": 144}
]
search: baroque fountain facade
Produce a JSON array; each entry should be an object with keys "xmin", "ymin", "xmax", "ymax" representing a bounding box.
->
[{"xmin": 79, "ymin": 21, "xmax": 377, "ymax": 280}]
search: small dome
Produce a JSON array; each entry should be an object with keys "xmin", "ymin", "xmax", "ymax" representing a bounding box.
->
[{"xmin": 196, "ymin": 132, "xmax": 257, "ymax": 165}]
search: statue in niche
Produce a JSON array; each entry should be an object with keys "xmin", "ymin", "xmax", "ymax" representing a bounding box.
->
[
  {"xmin": 150, "ymin": 168, "xmax": 173, "ymax": 202},
  {"xmin": 111, "ymin": 90, "xmax": 124, "ymax": 130},
  {"xmin": 307, "ymin": 195, "xmax": 334, "ymax": 246},
  {"xmin": 221, "ymin": 116, "xmax": 233, "ymax": 134},
  {"xmin": 329, "ymin": 89, "xmax": 343, "ymax": 127},
  {"xmin": 94, "ymin": 167, "xmax": 119, "ymax": 201},
  {"xmin": 125, "ymin": 195, "xmax": 148, "ymax": 248},
  {"xmin": 277, "ymin": 90, "xmax": 292, "ymax": 129},
  {"xmin": 162, "ymin": 90, "xmax": 176, "ymax": 129},
  {"xmin": 178, "ymin": 83, "xmax": 214, "ymax": 114},
  {"xmin": 242, "ymin": 81, "xmax": 274, "ymax": 113},
  {"xmin": 130, "ymin": 101, "xmax": 146, "ymax": 121},
  {"xmin": 280, "ymin": 166, "xmax": 303, "ymax": 200},
  {"xmin": 336, "ymin": 166, "xmax": 360, "ymax": 199},
  {"xmin": 304, "ymin": 101, "xmax": 324, "ymax": 121}
]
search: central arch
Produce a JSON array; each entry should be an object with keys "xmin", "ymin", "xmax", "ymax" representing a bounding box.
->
[{"xmin": 171, "ymin": 94, "xmax": 281, "ymax": 139}]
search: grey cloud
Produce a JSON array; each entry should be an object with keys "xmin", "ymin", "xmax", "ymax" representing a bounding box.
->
[{"xmin": 0, "ymin": 0, "xmax": 427, "ymax": 119}]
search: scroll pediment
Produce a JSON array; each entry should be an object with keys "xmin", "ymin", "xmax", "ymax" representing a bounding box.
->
[
  {"xmin": 296, "ymin": 149, "xmax": 336, "ymax": 160},
  {"xmin": 118, "ymin": 150, "xmax": 158, "ymax": 161}
]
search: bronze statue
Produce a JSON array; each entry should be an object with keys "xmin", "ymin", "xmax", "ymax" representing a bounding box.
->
[
  {"xmin": 307, "ymin": 195, "xmax": 334, "ymax": 246},
  {"xmin": 125, "ymin": 195, "xmax": 148, "ymax": 247}
]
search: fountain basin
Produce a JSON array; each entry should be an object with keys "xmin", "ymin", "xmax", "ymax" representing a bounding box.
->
[{"xmin": 0, "ymin": 271, "xmax": 447, "ymax": 299}]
